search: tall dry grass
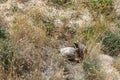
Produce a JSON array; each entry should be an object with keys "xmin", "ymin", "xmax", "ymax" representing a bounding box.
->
[{"xmin": 0, "ymin": 0, "xmax": 120, "ymax": 80}]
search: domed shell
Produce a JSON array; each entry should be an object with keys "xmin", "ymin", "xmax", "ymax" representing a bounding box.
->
[{"xmin": 60, "ymin": 47, "xmax": 78, "ymax": 57}]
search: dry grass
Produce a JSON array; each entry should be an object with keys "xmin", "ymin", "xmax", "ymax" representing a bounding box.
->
[
  {"xmin": 0, "ymin": 0, "xmax": 120, "ymax": 80},
  {"xmin": 11, "ymin": 12, "xmax": 47, "ymax": 46},
  {"xmin": 114, "ymin": 57, "xmax": 120, "ymax": 73}
]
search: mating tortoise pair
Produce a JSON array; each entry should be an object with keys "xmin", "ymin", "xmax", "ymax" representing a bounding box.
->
[{"xmin": 60, "ymin": 42, "xmax": 87, "ymax": 61}]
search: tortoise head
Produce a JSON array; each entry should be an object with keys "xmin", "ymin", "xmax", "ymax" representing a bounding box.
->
[{"xmin": 74, "ymin": 42, "xmax": 79, "ymax": 48}]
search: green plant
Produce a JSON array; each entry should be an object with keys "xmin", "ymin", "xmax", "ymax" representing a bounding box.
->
[
  {"xmin": 83, "ymin": 26, "xmax": 95, "ymax": 41},
  {"xmin": 116, "ymin": 21, "xmax": 120, "ymax": 32},
  {"xmin": 85, "ymin": 0, "xmax": 113, "ymax": 15},
  {"xmin": 17, "ymin": 0, "xmax": 30, "ymax": 3},
  {"xmin": 48, "ymin": 0, "xmax": 71, "ymax": 5},
  {"xmin": 0, "ymin": 28, "xmax": 6, "ymax": 39},
  {"xmin": 0, "ymin": 40, "xmax": 14, "ymax": 71},
  {"xmin": 83, "ymin": 56, "xmax": 101, "ymax": 80},
  {"xmin": 92, "ymin": 0, "xmax": 112, "ymax": 9},
  {"xmin": 102, "ymin": 31, "xmax": 120, "ymax": 56},
  {"xmin": 10, "ymin": 5, "xmax": 19, "ymax": 13},
  {"xmin": 42, "ymin": 19, "xmax": 55, "ymax": 36},
  {"xmin": 0, "ymin": 0, "xmax": 7, "ymax": 3}
]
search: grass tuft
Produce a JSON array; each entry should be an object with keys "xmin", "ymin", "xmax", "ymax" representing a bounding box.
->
[
  {"xmin": 0, "ymin": 0, "xmax": 7, "ymax": 3},
  {"xmin": 17, "ymin": 0, "xmax": 30, "ymax": 3},
  {"xmin": 85, "ymin": 0, "xmax": 113, "ymax": 14},
  {"xmin": 0, "ymin": 40, "xmax": 14, "ymax": 72},
  {"xmin": 48, "ymin": 0, "xmax": 71, "ymax": 5},
  {"xmin": 101, "ymin": 31, "xmax": 120, "ymax": 56},
  {"xmin": 0, "ymin": 28, "xmax": 6, "ymax": 39},
  {"xmin": 83, "ymin": 55, "xmax": 101, "ymax": 80}
]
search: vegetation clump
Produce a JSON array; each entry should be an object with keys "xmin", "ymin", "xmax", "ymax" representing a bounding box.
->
[
  {"xmin": 0, "ymin": 40, "xmax": 14, "ymax": 71},
  {"xmin": 102, "ymin": 31, "xmax": 120, "ymax": 56},
  {"xmin": 85, "ymin": 0, "xmax": 113, "ymax": 14},
  {"xmin": 0, "ymin": 0, "xmax": 7, "ymax": 3},
  {"xmin": 83, "ymin": 56, "xmax": 101, "ymax": 80},
  {"xmin": 17, "ymin": 0, "xmax": 30, "ymax": 3},
  {"xmin": 48, "ymin": 0, "xmax": 71, "ymax": 5},
  {"xmin": 0, "ymin": 29, "xmax": 6, "ymax": 39},
  {"xmin": 0, "ymin": 0, "xmax": 120, "ymax": 79}
]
